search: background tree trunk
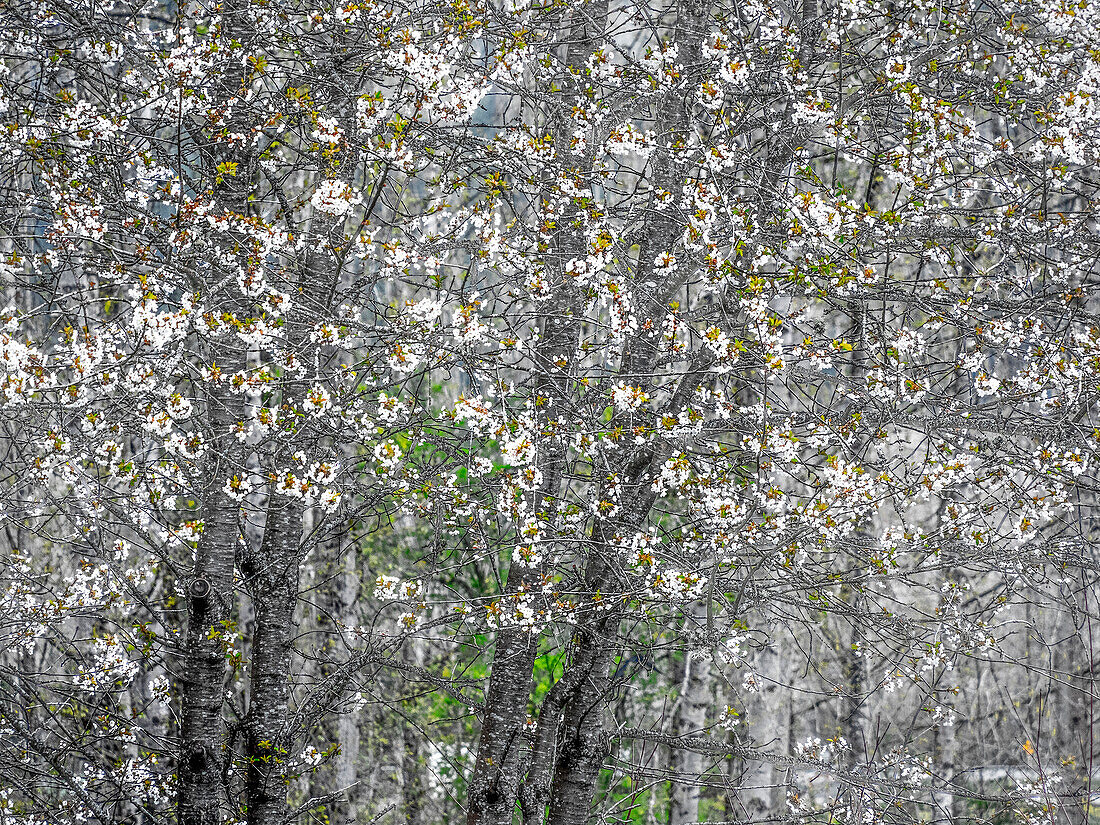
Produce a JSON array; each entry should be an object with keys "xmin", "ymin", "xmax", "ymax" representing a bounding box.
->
[
  {"xmin": 737, "ymin": 635, "xmax": 791, "ymax": 821},
  {"xmin": 669, "ymin": 602, "xmax": 712, "ymax": 825}
]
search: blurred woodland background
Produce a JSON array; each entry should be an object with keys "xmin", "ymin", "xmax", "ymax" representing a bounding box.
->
[{"xmin": 0, "ymin": 0, "xmax": 1098, "ymax": 824}]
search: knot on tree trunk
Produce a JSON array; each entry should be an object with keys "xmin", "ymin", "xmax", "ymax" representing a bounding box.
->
[
  {"xmin": 188, "ymin": 576, "xmax": 212, "ymax": 602},
  {"xmin": 184, "ymin": 741, "xmax": 213, "ymax": 776}
]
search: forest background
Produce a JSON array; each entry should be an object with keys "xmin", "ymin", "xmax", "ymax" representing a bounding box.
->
[{"xmin": 0, "ymin": 0, "xmax": 1099, "ymax": 824}]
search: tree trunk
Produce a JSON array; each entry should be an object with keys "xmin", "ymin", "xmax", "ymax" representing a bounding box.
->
[
  {"xmin": 520, "ymin": 660, "xmax": 587, "ymax": 825},
  {"xmin": 545, "ymin": 621, "xmax": 618, "ymax": 825},
  {"xmin": 670, "ymin": 602, "xmax": 712, "ymax": 825},
  {"xmin": 737, "ymin": 634, "xmax": 791, "ymax": 820},
  {"xmin": 370, "ymin": 717, "xmax": 405, "ymax": 825},
  {"xmin": 178, "ymin": 394, "xmax": 243, "ymax": 825},
  {"xmin": 841, "ymin": 596, "xmax": 870, "ymax": 758},
  {"xmin": 335, "ymin": 548, "xmax": 361, "ymax": 823},
  {"xmin": 931, "ymin": 712, "xmax": 957, "ymax": 825},
  {"xmin": 403, "ymin": 634, "xmax": 428, "ymax": 825},
  {"xmin": 930, "ymin": 564, "xmax": 960, "ymax": 825},
  {"xmin": 467, "ymin": 20, "xmax": 601, "ymax": 822},
  {"xmin": 244, "ymin": 500, "xmax": 302, "ymax": 825},
  {"xmin": 467, "ymin": 627, "xmax": 540, "ymax": 825},
  {"xmin": 1055, "ymin": 561, "xmax": 1095, "ymax": 825},
  {"xmin": 177, "ymin": 1, "xmax": 255, "ymax": 819}
]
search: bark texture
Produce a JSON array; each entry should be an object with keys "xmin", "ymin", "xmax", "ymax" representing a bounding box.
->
[
  {"xmin": 243, "ymin": 500, "xmax": 302, "ymax": 825},
  {"xmin": 465, "ymin": 7, "xmax": 605, "ymax": 818},
  {"xmin": 177, "ymin": 1, "xmax": 255, "ymax": 820},
  {"xmin": 335, "ymin": 548, "xmax": 361, "ymax": 823},
  {"xmin": 669, "ymin": 602, "xmax": 712, "ymax": 825},
  {"xmin": 545, "ymin": 622, "xmax": 618, "ymax": 825},
  {"xmin": 737, "ymin": 637, "xmax": 791, "ymax": 820},
  {"xmin": 178, "ymin": 396, "xmax": 241, "ymax": 825}
]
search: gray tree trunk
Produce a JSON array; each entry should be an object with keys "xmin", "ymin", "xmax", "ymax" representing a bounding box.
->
[
  {"xmin": 931, "ymin": 711, "xmax": 957, "ymax": 825},
  {"xmin": 465, "ymin": 5, "xmax": 601, "ymax": 814},
  {"xmin": 737, "ymin": 636, "xmax": 791, "ymax": 820},
  {"xmin": 545, "ymin": 620, "xmax": 618, "ymax": 825},
  {"xmin": 176, "ymin": 2, "xmax": 255, "ymax": 822},
  {"xmin": 335, "ymin": 548, "xmax": 361, "ymax": 823},
  {"xmin": 178, "ymin": 386, "xmax": 244, "ymax": 825},
  {"xmin": 670, "ymin": 603, "xmax": 712, "ymax": 825},
  {"xmin": 243, "ymin": 500, "xmax": 302, "ymax": 825},
  {"xmin": 403, "ymin": 634, "xmax": 428, "ymax": 825}
]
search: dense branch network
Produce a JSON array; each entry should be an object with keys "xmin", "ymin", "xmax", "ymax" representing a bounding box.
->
[{"xmin": 0, "ymin": 0, "xmax": 1098, "ymax": 824}]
